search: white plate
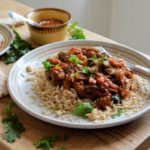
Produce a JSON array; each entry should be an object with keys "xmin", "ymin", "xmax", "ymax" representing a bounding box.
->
[{"xmin": 8, "ymin": 40, "xmax": 150, "ymax": 129}]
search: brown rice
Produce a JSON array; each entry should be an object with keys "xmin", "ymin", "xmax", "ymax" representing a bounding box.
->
[{"xmin": 30, "ymin": 68, "xmax": 150, "ymax": 121}]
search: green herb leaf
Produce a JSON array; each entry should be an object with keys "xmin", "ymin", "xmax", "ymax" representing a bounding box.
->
[
  {"xmin": 111, "ymin": 94, "xmax": 121, "ymax": 104},
  {"xmin": 34, "ymin": 139, "xmax": 50, "ymax": 150},
  {"xmin": 88, "ymin": 52, "xmax": 97, "ymax": 62},
  {"xmin": 73, "ymin": 102, "xmax": 93, "ymax": 118},
  {"xmin": 88, "ymin": 53, "xmax": 106, "ymax": 65},
  {"xmin": 3, "ymin": 28, "xmax": 33, "ymax": 64},
  {"xmin": 2, "ymin": 102, "xmax": 25, "ymax": 143},
  {"xmin": 111, "ymin": 108, "xmax": 125, "ymax": 119},
  {"xmin": 69, "ymin": 54, "xmax": 82, "ymax": 65},
  {"xmin": 82, "ymin": 67, "xmax": 92, "ymax": 74},
  {"xmin": 68, "ymin": 22, "xmax": 86, "ymax": 40},
  {"xmin": 34, "ymin": 134, "xmax": 60, "ymax": 150},
  {"xmin": 97, "ymin": 54, "xmax": 106, "ymax": 64},
  {"xmin": 42, "ymin": 60, "xmax": 55, "ymax": 70}
]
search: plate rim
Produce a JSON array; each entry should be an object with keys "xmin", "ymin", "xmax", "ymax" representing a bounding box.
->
[
  {"xmin": 0, "ymin": 24, "xmax": 15, "ymax": 56},
  {"xmin": 8, "ymin": 40, "xmax": 150, "ymax": 129}
]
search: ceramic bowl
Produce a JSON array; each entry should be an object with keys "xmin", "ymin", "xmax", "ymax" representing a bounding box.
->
[
  {"xmin": 0, "ymin": 24, "xmax": 15, "ymax": 56},
  {"xmin": 25, "ymin": 8, "xmax": 71, "ymax": 45}
]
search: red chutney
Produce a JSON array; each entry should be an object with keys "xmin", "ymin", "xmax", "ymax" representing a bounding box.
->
[{"xmin": 37, "ymin": 19, "xmax": 63, "ymax": 27}]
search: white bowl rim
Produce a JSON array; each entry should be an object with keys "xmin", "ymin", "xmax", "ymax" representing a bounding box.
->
[{"xmin": 0, "ymin": 24, "xmax": 15, "ymax": 56}]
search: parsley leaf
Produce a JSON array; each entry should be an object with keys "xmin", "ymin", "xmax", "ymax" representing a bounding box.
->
[
  {"xmin": 42, "ymin": 60, "xmax": 55, "ymax": 70},
  {"xmin": 35, "ymin": 140, "xmax": 50, "ymax": 150},
  {"xmin": 68, "ymin": 22, "xmax": 86, "ymax": 40},
  {"xmin": 69, "ymin": 54, "xmax": 82, "ymax": 65},
  {"xmin": 2, "ymin": 102, "xmax": 25, "ymax": 143},
  {"xmin": 88, "ymin": 52, "xmax": 97, "ymax": 62},
  {"xmin": 34, "ymin": 134, "xmax": 60, "ymax": 150},
  {"xmin": 98, "ymin": 54, "xmax": 106, "ymax": 64},
  {"xmin": 88, "ymin": 53, "xmax": 106, "ymax": 65},
  {"xmin": 3, "ymin": 28, "xmax": 33, "ymax": 64},
  {"xmin": 82, "ymin": 67, "xmax": 92, "ymax": 74},
  {"xmin": 73, "ymin": 102, "xmax": 93, "ymax": 118},
  {"xmin": 34, "ymin": 134, "xmax": 69, "ymax": 150}
]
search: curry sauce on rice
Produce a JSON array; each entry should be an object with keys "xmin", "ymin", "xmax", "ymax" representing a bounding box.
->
[{"xmin": 31, "ymin": 47, "xmax": 150, "ymax": 121}]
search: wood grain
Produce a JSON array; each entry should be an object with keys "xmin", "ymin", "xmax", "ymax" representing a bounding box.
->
[
  {"xmin": 0, "ymin": 98, "xmax": 150, "ymax": 150},
  {"xmin": 0, "ymin": 0, "xmax": 150, "ymax": 150}
]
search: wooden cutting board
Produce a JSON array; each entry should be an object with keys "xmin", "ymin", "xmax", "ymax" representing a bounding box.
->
[{"xmin": 0, "ymin": 0, "xmax": 150, "ymax": 150}]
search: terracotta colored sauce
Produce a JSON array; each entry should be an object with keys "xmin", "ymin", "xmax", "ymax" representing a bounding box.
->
[{"xmin": 37, "ymin": 19, "xmax": 63, "ymax": 27}]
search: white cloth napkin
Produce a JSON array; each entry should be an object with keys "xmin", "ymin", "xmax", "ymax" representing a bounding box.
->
[
  {"xmin": 0, "ymin": 70, "xmax": 8, "ymax": 97},
  {"xmin": 0, "ymin": 18, "xmax": 24, "ymax": 27}
]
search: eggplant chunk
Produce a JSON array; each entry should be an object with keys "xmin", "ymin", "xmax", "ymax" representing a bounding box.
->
[
  {"xmin": 74, "ymin": 81, "xmax": 86, "ymax": 97},
  {"xmin": 85, "ymin": 85, "xmax": 102, "ymax": 99},
  {"xmin": 58, "ymin": 52, "xmax": 69, "ymax": 62},
  {"xmin": 51, "ymin": 68, "xmax": 65, "ymax": 85},
  {"xmin": 96, "ymin": 93, "xmax": 111, "ymax": 110}
]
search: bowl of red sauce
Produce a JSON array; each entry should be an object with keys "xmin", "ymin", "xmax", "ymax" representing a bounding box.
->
[{"xmin": 25, "ymin": 8, "xmax": 71, "ymax": 45}]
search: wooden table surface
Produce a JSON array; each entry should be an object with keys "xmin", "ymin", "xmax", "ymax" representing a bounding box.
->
[{"xmin": 0, "ymin": 0, "xmax": 150, "ymax": 150}]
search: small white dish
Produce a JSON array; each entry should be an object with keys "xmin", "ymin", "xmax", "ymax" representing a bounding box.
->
[
  {"xmin": 8, "ymin": 40, "xmax": 150, "ymax": 129},
  {"xmin": 0, "ymin": 24, "xmax": 15, "ymax": 56}
]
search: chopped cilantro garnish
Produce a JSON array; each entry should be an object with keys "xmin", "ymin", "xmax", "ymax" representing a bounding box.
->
[
  {"xmin": 2, "ymin": 101, "xmax": 25, "ymax": 143},
  {"xmin": 82, "ymin": 67, "xmax": 92, "ymax": 74},
  {"xmin": 98, "ymin": 54, "xmax": 106, "ymax": 64},
  {"xmin": 88, "ymin": 53, "xmax": 106, "ymax": 65},
  {"xmin": 69, "ymin": 54, "xmax": 82, "ymax": 65},
  {"xmin": 42, "ymin": 60, "xmax": 55, "ymax": 70},
  {"xmin": 93, "ymin": 52, "xmax": 97, "ymax": 59},
  {"xmin": 73, "ymin": 102, "xmax": 93, "ymax": 118},
  {"xmin": 88, "ymin": 52, "xmax": 97, "ymax": 62}
]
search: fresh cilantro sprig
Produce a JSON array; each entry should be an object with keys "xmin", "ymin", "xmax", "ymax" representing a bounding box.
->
[
  {"xmin": 73, "ymin": 102, "xmax": 93, "ymax": 118},
  {"xmin": 3, "ymin": 28, "xmax": 33, "ymax": 64},
  {"xmin": 88, "ymin": 53, "xmax": 106, "ymax": 65},
  {"xmin": 34, "ymin": 134, "xmax": 68, "ymax": 150},
  {"xmin": 69, "ymin": 54, "xmax": 82, "ymax": 65},
  {"xmin": 34, "ymin": 134, "xmax": 60, "ymax": 150},
  {"xmin": 111, "ymin": 108, "xmax": 125, "ymax": 119},
  {"xmin": 2, "ymin": 101, "xmax": 25, "ymax": 143},
  {"xmin": 82, "ymin": 66, "xmax": 92, "ymax": 74},
  {"xmin": 42, "ymin": 60, "xmax": 55, "ymax": 70},
  {"xmin": 68, "ymin": 22, "xmax": 86, "ymax": 40},
  {"xmin": 98, "ymin": 54, "xmax": 106, "ymax": 64},
  {"xmin": 88, "ymin": 52, "xmax": 97, "ymax": 62}
]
